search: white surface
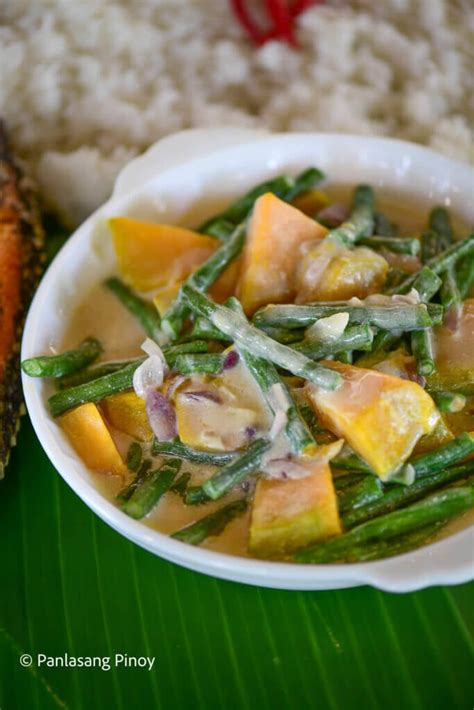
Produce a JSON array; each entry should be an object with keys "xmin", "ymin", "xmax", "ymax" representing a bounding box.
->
[
  {"xmin": 22, "ymin": 130, "xmax": 474, "ymax": 591},
  {"xmin": 4, "ymin": 0, "xmax": 473, "ymax": 225}
]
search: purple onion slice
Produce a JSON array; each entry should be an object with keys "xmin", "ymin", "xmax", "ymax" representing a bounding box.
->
[
  {"xmin": 145, "ymin": 390, "xmax": 177, "ymax": 441},
  {"xmin": 223, "ymin": 350, "xmax": 240, "ymax": 370}
]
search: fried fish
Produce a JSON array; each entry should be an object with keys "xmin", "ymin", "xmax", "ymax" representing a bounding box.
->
[{"xmin": 0, "ymin": 123, "xmax": 44, "ymax": 477}]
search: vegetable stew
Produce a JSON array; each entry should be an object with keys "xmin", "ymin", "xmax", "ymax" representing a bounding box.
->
[{"xmin": 22, "ymin": 170, "xmax": 474, "ymax": 562}]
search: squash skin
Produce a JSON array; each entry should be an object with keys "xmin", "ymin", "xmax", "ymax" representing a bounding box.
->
[{"xmin": 249, "ymin": 461, "xmax": 341, "ymax": 558}]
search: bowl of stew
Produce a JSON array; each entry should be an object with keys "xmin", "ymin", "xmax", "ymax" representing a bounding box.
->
[{"xmin": 21, "ymin": 129, "xmax": 474, "ymax": 590}]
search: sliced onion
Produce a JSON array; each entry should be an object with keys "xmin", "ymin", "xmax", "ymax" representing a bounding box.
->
[
  {"xmin": 223, "ymin": 350, "xmax": 239, "ymax": 370},
  {"xmin": 390, "ymin": 463, "xmax": 415, "ymax": 486},
  {"xmin": 141, "ymin": 337, "xmax": 169, "ymax": 371},
  {"xmin": 269, "ymin": 408, "xmax": 288, "ymax": 440},
  {"xmin": 366, "ymin": 291, "xmax": 420, "ymax": 306},
  {"xmin": 263, "ymin": 458, "xmax": 309, "ymax": 480},
  {"xmin": 133, "ymin": 338, "xmax": 169, "ymax": 399},
  {"xmin": 183, "ymin": 390, "xmax": 223, "ymax": 403},
  {"xmin": 363, "ymin": 291, "xmax": 421, "ymax": 306},
  {"xmin": 145, "ymin": 390, "xmax": 177, "ymax": 441},
  {"xmin": 317, "ymin": 203, "xmax": 349, "ymax": 227},
  {"xmin": 364, "ymin": 294, "xmax": 392, "ymax": 306},
  {"xmin": 392, "ymin": 289, "xmax": 420, "ymax": 306},
  {"xmin": 166, "ymin": 375, "xmax": 187, "ymax": 401},
  {"xmin": 245, "ymin": 426, "xmax": 257, "ymax": 441},
  {"xmin": 133, "ymin": 355, "xmax": 165, "ymax": 399},
  {"xmin": 306, "ymin": 313, "xmax": 349, "ymax": 342},
  {"xmin": 268, "ymin": 383, "xmax": 289, "ymax": 413}
]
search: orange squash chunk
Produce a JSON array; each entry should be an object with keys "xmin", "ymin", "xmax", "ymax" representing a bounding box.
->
[
  {"xmin": 296, "ymin": 240, "xmax": 388, "ymax": 303},
  {"xmin": 153, "ymin": 283, "xmax": 181, "ymax": 317},
  {"xmin": 109, "ymin": 217, "xmax": 218, "ymax": 292},
  {"xmin": 109, "ymin": 216, "xmax": 239, "ymax": 302},
  {"xmin": 237, "ymin": 193, "xmax": 327, "ymax": 314},
  {"xmin": 306, "ymin": 361, "xmax": 439, "ymax": 480},
  {"xmin": 249, "ymin": 461, "xmax": 341, "ymax": 557},
  {"xmin": 60, "ymin": 402, "xmax": 127, "ymax": 477},
  {"xmin": 291, "ymin": 189, "xmax": 330, "ymax": 216},
  {"xmin": 101, "ymin": 392, "xmax": 153, "ymax": 442},
  {"xmin": 209, "ymin": 256, "xmax": 241, "ymax": 302}
]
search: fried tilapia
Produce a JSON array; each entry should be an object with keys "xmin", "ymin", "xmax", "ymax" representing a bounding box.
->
[{"xmin": 0, "ymin": 123, "xmax": 44, "ymax": 477}]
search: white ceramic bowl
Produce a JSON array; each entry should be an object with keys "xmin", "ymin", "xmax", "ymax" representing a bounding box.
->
[{"xmin": 22, "ymin": 130, "xmax": 474, "ymax": 591}]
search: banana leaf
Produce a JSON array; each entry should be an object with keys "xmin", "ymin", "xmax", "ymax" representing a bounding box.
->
[{"xmin": 1, "ymin": 419, "xmax": 473, "ymax": 709}]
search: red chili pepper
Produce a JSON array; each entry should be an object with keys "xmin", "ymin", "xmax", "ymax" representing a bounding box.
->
[
  {"xmin": 230, "ymin": 0, "xmax": 268, "ymax": 45},
  {"xmin": 290, "ymin": 0, "xmax": 323, "ymax": 17},
  {"xmin": 265, "ymin": 0, "xmax": 297, "ymax": 46},
  {"xmin": 230, "ymin": 0, "xmax": 323, "ymax": 47}
]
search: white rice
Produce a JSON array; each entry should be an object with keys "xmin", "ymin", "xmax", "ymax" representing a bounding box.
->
[{"xmin": 1, "ymin": 0, "xmax": 472, "ymax": 225}]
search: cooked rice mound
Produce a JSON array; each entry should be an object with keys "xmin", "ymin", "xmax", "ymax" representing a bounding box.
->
[{"xmin": 0, "ymin": 0, "xmax": 472, "ymax": 224}]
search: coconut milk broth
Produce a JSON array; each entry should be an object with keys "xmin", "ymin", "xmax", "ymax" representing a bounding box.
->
[
  {"xmin": 62, "ymin": 283, "xmax": 255, "ymax": 555},
  {"xmin": 62, "ymin": 186, "xmax": 473, "ymax": 557}
]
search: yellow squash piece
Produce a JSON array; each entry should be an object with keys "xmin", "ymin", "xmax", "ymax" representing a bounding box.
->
[
  {"xmin": 209, "ymin": 257, "xmax": 241, "ymax": 303},
  {"xmin": 110, "ymin": 216, "xmax": 240, "ymax": 308},
  {"xmin": 356, "ymin": 348, "xmax": 448, "ymax": 442},
  {"xmin": 249, "ymin": 461, "xmax": 341, "ymax": 558},
  {"xmin": 306, "ymin": 362, "xmax": 439, "ymax": 480},
  {"xmin": 237, "ymin": 192, "xmax": 327, "ymax": 314},
  {"xmin": 291, "ymin": 189, "xmax": 330, "ymax": 216},
  {"xmin": 153, "ymin": 283, "xmax": 181, "ymax": 317},
  {"xmin": 60, "ymin": 403, "xmax": 127, "ymax": 477},
  {"xmin": 109, "ymin": 217, "xmax": 217, "ymax": 292},
  {"xmin": 296, "ymin": 240, "xmax": 388, "ymax": 303},
  {"xmin": 101, "ymin": 391, "xmax": 153, "ymax": 442}
]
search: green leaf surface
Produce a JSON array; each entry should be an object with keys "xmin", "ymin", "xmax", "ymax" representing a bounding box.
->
[{"xmin": 1, "ymin": 419, "xmax": 473, "ymax": 709}]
